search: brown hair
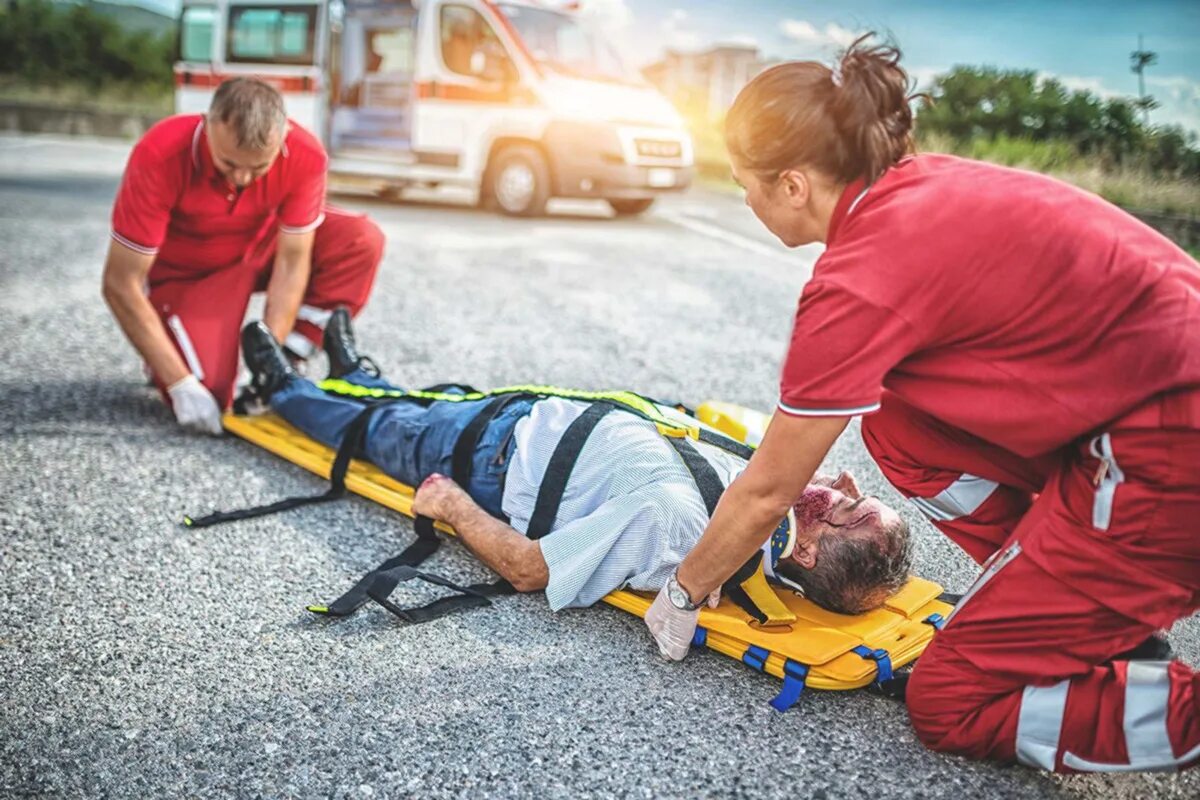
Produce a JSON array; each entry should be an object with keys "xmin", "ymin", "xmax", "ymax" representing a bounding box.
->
[
  {"xmin": 208, "ymin": 77, "xmax": 287, "ymax": 150},
  {"xmin": 776, "ymin": 516, "xmax": 912, "ymax": 615},
  {"xmin": 725, "ymin": 33, "xmax": 917, "ymax": 186}
]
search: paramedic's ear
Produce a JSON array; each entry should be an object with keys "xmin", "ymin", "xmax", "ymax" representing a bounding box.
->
[{"xmin": 778, "ymin": 168, "xmax": 811, "ymax": 210}]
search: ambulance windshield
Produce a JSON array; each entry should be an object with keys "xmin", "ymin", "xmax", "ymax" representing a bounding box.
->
[{"xmin": 496, "ymin": 4, "xmax": 633, "ymax": 83}]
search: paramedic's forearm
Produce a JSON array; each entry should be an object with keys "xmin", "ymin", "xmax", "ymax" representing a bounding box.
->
[
  {"xmin": 101, "ymin": 240, "xmax": 189, "ymax": 386},
  {"xmin": 444, "ymin": 495, "xmax": 549, "ymax": 592},
  {"xmin": 675, "ymin": 413, "xmax": 849, "ymax": 602},
  {"xmin": 263, "ymin": 230, "xmax": 314, "ymax": 344}
]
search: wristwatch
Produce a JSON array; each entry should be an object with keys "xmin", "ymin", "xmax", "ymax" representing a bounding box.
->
[{"xmin": 666, "ymin": 569, "xmax": 702, "ymax": 611}]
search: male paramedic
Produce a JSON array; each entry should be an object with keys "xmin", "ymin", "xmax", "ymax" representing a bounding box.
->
[
  {"xmin": 237, "ymin": 311, "xmax": 913, "ymax": 615},
  {"xmin": 102, "ymin": 77, "xmax": 384, "ymax": 436},
  {"xmin": 643, "ymin": 36, "xmax": 1200, "ymax": 774}
]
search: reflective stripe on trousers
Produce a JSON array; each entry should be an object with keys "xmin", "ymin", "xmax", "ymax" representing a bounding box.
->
[
  {"xmin": 166, "ymin": 314, "xmax": 205, "ymax": 381},
  {"xmin": 1018, "ymin": 662, "xmax": 1200, "ymax": 772},
  {"xmin": 909, "ymin": 473, "xmax": 1000, "ymax": 522}
]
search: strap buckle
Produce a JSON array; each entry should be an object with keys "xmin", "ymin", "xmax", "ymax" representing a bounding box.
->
[{"xmin": 853, "ymin": 645, "xmax": 894, "ymax": 684}]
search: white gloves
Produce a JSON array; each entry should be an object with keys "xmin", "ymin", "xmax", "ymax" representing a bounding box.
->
[
  {"xmin": 167, "ymin": 374, "xmax": 224, "ymax": 436},
  {"xmin": 644, "ymin": 583, "xmax": 720, "ymax": 661}
]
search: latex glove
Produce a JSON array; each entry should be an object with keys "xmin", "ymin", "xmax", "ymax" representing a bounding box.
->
[
  {"xmin": 167, "ymin": 374, "xmax": 224, "ymax": 436},
  {"xmin": 645, "ymin": 583, "xmax": 702, "ymax": 661}
]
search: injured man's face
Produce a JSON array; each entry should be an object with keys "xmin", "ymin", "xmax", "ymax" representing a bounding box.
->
[{"xmin": 776, "ymin": 471, "xmax": 912, "ymax": 615}]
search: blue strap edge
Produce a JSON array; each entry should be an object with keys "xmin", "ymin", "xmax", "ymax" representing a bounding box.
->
[
  {"xmin": 768, "ymin": 659, "xmax": 809, "ymax": 712},
  {"xmin": 741, "ymin": 644, "xmax": 769, "ymax": 671},
  {"xmin": 691, "ymin": 626, "xmax": 708, "ymax": 648},
  {"xmin": 924, "ymin": 612, "xmax": 945, "ymax": 630},
  {"xmin": 853, "ymin": 645, "xmax": 894, "ymax": 683}
]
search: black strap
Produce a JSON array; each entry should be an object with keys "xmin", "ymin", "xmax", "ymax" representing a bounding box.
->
[
  {"xmin": 696, "ymin": 428, "xmax": 755, "ymax": 461},
  {"xmin": 312, "ymin": 395, "xmax": 525, "ymax": 620},
  {"xmin": 525, "ymin": 402, "xmax": 615, "ymax": 541},
  {"xmin": 183, "ymin": 401, "xmax": 387, "ymax": 529},
  {"xmin": 405, "ymin": 393, "xmax": 522, "ymax": 544},
  {"xmin": 420, "ymin": 382, "xmax": 481, "ymax": 395},
  {"xmin": 667, "ymin": 436, "xmax": 775, "ymax": 625},
  {"xmin": 866, "ymin": 672, "xmax": 911, "ymax": 701},
  {"xmin": 722, "ymin": 553, "xmax": 770, "ymax": 626},
  {"xmin": 664, "ymin": 437, "xmax": 724, "ymax": 515}
]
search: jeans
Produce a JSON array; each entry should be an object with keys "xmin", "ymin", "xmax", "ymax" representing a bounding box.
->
[{"xmin": 270, "ymin": 369, "xmax": 534, "ymax": 517}]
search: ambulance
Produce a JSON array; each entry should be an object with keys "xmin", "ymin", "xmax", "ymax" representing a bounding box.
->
[{"xmin": 175, "ymin": 0, "xmax": 694, "ymax": 216}]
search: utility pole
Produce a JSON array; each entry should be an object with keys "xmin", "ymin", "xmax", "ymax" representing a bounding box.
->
[{"xmin": 1130, "ymin": 34, "xmax": 1157, "ymax": 126}]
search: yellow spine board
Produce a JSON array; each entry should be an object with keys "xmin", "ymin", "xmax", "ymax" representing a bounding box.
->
[{"xmin": 222, "ymin": 412, "xmax": 953, "ymax": 691}]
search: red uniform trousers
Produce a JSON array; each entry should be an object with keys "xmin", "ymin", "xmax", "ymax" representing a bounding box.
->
[
  {"xmin": 861, "ymin": 390, "xmax": 1200, "ymax": 773},
  {"xmin": 149, "ymin": 207, "xmax": 383, "ymax": 409}
]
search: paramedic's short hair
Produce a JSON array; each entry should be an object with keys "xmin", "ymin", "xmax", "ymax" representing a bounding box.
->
[
  {"xmin": 776, "ymin": 516, "xmax": 912, "ymax": 615},
  {"xmin": 208, "ymin": 77, "xmax": 287, "ymax": 150}
]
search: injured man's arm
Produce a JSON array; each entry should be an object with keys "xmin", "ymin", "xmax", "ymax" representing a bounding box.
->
[{"xmin": 413, "ymin": 473, "xmax": 550, "ymax": 592}]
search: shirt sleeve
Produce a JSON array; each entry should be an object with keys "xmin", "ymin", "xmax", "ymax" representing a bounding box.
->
[
  {"xmin": 537, "ymin": 488, "xmax": 698, "ymax": 611},
  {"xmin": 778, "ymin": 279, "xmax": 919, "ymax": 417},
  {"xmin": 111, "ymin": 140, "xmax": 177, "ymax": 255},
  {"xmin": 278, "ymin": 147, "xmax": 328, "ymax": 234}
]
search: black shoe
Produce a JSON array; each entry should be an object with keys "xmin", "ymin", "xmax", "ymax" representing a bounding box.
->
[
  {"xmin": 241, "ymin": 321, "xmax": 297, "ymax": 402},
  {"xmin": 323, "ymin": 307, "xmax": 379, "ymax": 379},
  {"xmin": 1113, "ymin": 633, "xmax": 1175, "ymax": 662}
]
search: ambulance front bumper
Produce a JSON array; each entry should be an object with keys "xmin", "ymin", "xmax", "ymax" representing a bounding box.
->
[{"xmin": 544, "ymin": 122, "xmax": 694, "ymax": 199}]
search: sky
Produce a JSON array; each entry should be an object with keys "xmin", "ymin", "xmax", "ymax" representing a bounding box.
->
[
  {"xmin": 586, "ymin": 0, "xmax": 1200, "ymax": 135},
  {"xmin": 132, "ymin": 0, "xmax": 1200, "ymax": 134}
]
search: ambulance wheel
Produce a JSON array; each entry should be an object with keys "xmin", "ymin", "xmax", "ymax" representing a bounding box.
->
[
  {"xmin": 607, "ymin": 198, "xmax": 655, "ymax": 216},
  {"xmin": 489, "ymin": 145, "xmax": 550, "ymax": 217}
]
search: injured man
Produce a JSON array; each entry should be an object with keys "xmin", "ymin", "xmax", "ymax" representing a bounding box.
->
[{"xmin": 241, "ymin": 312, "xmax": 912, "ymax": 614}]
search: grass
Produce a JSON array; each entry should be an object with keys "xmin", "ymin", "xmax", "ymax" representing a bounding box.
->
[
  {"xmin": 0, "ymin": 77, "xmax": 172, "ymax": 116},
  {"xmin": 919, "ymin": 132, "xmax": 1200, "ymax": 216}
]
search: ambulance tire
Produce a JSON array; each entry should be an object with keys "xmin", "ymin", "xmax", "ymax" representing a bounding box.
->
[
  {"xmin": 488, "ymin": 145, "xmax": 550, "ymax": 217},
  {"xmin": 607, "ymin": 198, "xmax": 655, "ymax": 216}
]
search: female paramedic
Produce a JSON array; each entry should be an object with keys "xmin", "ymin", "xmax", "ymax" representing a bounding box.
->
[{"xmin": 644, "ymin": 35, "xmax": 1200, "ymax": 773}]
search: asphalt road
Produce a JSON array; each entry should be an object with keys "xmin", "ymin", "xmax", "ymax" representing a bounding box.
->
[{"xmin": 2, "ymin": 132, "xmax": 1197, "ymax": 799}]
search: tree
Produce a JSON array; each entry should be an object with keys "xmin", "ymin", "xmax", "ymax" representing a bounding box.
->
[{"xmin": 916, "ymin": 65, "xmax": 1199, "ymax": 178}]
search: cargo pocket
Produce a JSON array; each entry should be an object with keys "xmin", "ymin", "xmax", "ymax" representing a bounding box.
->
[{"xmin": 1088, "ymin": 433, "xmax": 1125, "ymax": 532}]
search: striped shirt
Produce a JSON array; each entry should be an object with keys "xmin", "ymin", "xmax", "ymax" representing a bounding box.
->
[{"xmin": 502, "ymin": 398, "xmax": 753, "ymax": 610}]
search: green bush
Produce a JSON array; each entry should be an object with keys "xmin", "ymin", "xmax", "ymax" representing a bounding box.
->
[
  {"xmin": 0, "ymin": 0, "xmax": 174, "ymax": 92},
  {"xmin": 917, "ymin": 66, "xmax": 1200, "ymax": 178}
]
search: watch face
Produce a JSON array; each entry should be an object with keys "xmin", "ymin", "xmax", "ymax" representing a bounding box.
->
[{"xmin": 668, "ymin": 577, "xmax": 691, "ymax": 609}]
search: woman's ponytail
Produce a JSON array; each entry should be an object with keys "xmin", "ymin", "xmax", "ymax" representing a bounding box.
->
[
  {"xmin": 829, "ymin": 35, "xmax": 915, "ymax": 184},
  {"xmin": 726, "ymin": 33, "xmax": 917, "ymax": 186}
]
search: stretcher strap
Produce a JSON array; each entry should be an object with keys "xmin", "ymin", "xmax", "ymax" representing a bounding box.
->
[
  {"xmin": 664, "ymin": 437, "xmax": 723, "ymax": 515},
  {"xmin": 769, "ymin": 660, "xmax": 810, "ymax": 712},
  {"xmin": 308, "ymin": 517, "xmax": 445, "ymax": 616},
  {"xmin": 697, "ymin": 428, "xmax": 754, "ymax": 460},
  {"xmin": 665, "ymin": 437, "xmax": 792, "ymax": 625},
  {"xmin": 853, "ymin": 645, "xmax": 894, "ymax": 683},
  {"xmin": 359, "ymin": 564, "xmax": 508, "ymax": 624},
  {"xmin": 310, "ymin": 395, "xmax": 522, "ymax": 619},
  {"xmin": 742, "ymin": 644, "xmax": 770, "ymax": 671},
  {"xmin": 183, "ymin": 400, "xmax": 385, "ymax": 529},
  {"xmin": 525, "ymin": 402, "xmax": 615, "ymax": 540}
]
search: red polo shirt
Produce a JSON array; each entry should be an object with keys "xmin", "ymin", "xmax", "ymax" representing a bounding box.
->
[
  {"xmin": 111, "ymin": 114, "xmax": 328, "ymax": 279},
  {"xmin": 778, "ymin": 154, "xmax": 1200, "ymax": 456}
]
